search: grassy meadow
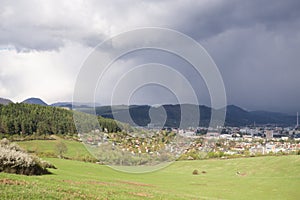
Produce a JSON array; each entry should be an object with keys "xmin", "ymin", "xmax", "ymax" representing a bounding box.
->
[
  {"xmin": 0, "ymin": 139, "xmax": 299, "ymax": 199},
  {"xmin": 17, "ymin": 138, "xmax": 92, "ymax": 160}
]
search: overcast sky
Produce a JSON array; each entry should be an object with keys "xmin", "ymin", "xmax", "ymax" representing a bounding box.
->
[{"xmin": 0, "ymin": 0, "xmax": 299, "ymax": 113}]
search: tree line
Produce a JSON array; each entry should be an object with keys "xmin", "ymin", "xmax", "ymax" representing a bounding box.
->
[{"xmin": 0, "ymin": 103, "xmax": 121, "ymax": 136}]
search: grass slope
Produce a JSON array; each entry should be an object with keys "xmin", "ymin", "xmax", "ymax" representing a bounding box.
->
[
  {"xmin": 17, "ymin": 138, "xmax": 92, "ymax": 159},
  {"xmin": 0, "ymin": 155, "xmax": 299, "ymax": 199}
]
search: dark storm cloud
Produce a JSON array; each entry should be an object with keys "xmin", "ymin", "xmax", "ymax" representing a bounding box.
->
[
  {"xmin": 0, "ymin": 0, "xmax": 299, "ymax": 113},
  {"xmin": 155, "ymin": 0, "xmax": 300, "ymax": 113},
  {"xmin": 177, "ymin": 0, "xmax": 300, "ymax": 40}
]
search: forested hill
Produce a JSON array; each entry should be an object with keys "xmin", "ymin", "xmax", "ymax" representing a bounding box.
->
[{"xmin": 0, "ymin": 103, "xmax": 121, "ymax": 136}]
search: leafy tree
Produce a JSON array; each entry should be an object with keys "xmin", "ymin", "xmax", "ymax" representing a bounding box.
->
[{"xmin": 55, "ymin": 141, "xmax": 68, "ymax": 158}]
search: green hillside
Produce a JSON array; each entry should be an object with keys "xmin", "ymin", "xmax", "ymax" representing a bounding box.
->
[{"xmin": 1, "ymin": 155, "xmax": 299, "ymax": 199}]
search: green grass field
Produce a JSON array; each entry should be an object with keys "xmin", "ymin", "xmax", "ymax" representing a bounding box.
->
[
  {"xmin": 1, "ymin": 139, "xmax": 299, "ymax": 199},
  {"xmin": 17, "ymin": 138, "xmax": 92, "ymax": 160}
]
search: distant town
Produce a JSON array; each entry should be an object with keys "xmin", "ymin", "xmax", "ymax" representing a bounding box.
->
[
  {"xmin": 174, "ymin": 124, "xmax": 300, "ymax": 157},
  {"xmin": 81, "ymin": 119, "xmax": 300, "ymax": 163}
]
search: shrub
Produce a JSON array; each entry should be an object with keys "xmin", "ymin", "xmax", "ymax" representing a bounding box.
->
[
  {"xmin": 40, "ymin": 160, "xmax": 57, "ymax": 169},
  {"xmin": 55, "ymin": 141, "xmax": 68, "ymax": 158},
  {"xmin": 0, "ymin": 138, "xmax": 55, "ymax": 175}
]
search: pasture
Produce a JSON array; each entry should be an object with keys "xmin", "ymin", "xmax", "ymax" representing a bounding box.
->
[{"xmin": 1, "ymin": 151, "xmax": 299, "ymax": 199}]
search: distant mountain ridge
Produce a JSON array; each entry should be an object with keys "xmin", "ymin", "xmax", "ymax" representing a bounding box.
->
[
  {"xmin": 95, "ymin": 104, "xmax": 295, "ymax": 127},
  {"xmin": 22, "ymin": 97, "xmax": 48, "ymax": 106},
  {"xmin": 0, "ymin": 97, "xmax": 13, "ymax": 105},
  {"xmin": 51, "ymin": 102, "xmax": 101, "ymax": 109},
  {"xmin": 0, "ymin": 97, "xmax": 296, "ymax": 127}
]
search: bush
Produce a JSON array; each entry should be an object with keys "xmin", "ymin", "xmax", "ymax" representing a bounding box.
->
[
  {"xmin": 192, "ymin": 169, "xmax": 199, "ymax": 175},
  {"xmin": 40, "ymin": 160, "xmax": 57, "ymax": 169},
  {"xmin": 0, "ymin": 138, "xmax": 55, "ymax": 175}
]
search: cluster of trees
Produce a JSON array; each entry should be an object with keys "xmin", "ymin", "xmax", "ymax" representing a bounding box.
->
[
  {"xmin": 98, "ymin": 117, "xmax": 122, "ymax": 132},
  {"xmin": 0, "ymin": 103, "xmax": 122, "ymax": 136},
  {"xmin": 0, "ymin": 103, "xmax": 76, "ymax": 135}
]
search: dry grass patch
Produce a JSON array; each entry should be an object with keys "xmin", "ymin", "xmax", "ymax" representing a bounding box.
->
[
  {"xmin": 0, "ymin": 178, "xmax": 28, "ymax": 185},
  {"xmin": 118, "ymin": 180, "xmax": 154, "ymax": 187}
]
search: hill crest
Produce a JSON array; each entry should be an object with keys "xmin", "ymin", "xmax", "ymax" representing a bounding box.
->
[
  {"xmin": 0, "ymin": 97, "xmax": 13, "ymax": 105},
  {"xmin": 22, "ymin": 97, "xmax": 48, "ymax": 106}
]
